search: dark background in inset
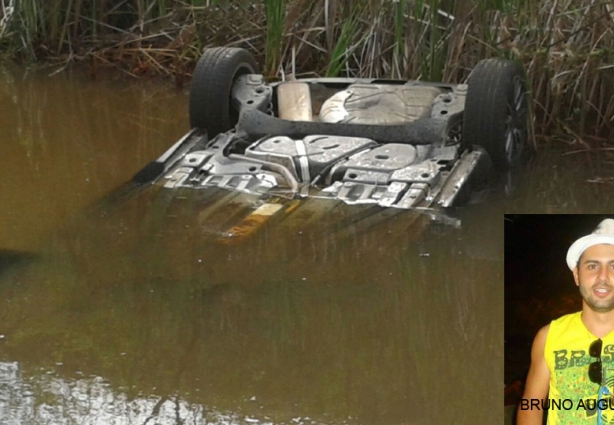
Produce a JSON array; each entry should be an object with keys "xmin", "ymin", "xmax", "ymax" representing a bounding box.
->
[{"xmin": 504, "ymin": 214, "xmax": 614, "ymax": 405}]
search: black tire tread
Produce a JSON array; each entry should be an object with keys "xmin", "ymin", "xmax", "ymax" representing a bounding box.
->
[
  {"xmin": 463, "ymin": 59, "xmax": 527, "ymax": 171},
  {"xmin": 189, "ymin": 47, "xmax": 258, "ymax": 135}
]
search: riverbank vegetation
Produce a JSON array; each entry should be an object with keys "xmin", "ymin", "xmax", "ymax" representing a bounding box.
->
[{"xmin": 1, "ymin": 0, "xmax": 613, "ymax": 142}]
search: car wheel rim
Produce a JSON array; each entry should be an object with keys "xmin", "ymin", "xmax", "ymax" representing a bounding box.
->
[{"xmin": 505, "ymin": 76, "xmax": 528, "ymax": 166}]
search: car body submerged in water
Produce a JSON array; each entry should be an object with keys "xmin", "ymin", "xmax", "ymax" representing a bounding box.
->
[{"xmin": 132, "ymin": 47, "xmax": 530, "ymax": 240}]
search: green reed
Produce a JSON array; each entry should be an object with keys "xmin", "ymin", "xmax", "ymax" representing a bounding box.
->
[
  {"xmin": 263, "ymin": 0, "xmax": 286, "ymax": 76},
  {"xmin": 392, "ymin": 0, "xmax": 407, "ymax": 79},
  {"xmin": 324, "ymin": 2, "xmax": 361, "ymax": 78}
]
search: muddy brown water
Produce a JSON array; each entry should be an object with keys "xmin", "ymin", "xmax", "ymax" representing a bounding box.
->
[{"xmin": 0, "ymin": 65, "xmax": 610, "ymax": 425}]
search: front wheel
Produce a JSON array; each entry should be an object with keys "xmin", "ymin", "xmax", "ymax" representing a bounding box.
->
[{"xmin": 463, "ymin": 59, "xmax": 531, "ymax": 172}]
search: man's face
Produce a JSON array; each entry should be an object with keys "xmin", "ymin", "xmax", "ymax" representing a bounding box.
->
[{"xmin": 574, "ymin": 244, "xmax": 614, "ymax": 312}]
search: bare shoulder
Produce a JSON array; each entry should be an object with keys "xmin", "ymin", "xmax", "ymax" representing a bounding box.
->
[
  {"xmin": 532, "ymin": 324, "xmax": 550, "ymax": 358},
  {"xmin": 535, "ymin": 324, "xmax": 550, "ymax": 342},
  {"xmin": 519, "ymin": 324, "xmax": 552, "ymax": 419}
]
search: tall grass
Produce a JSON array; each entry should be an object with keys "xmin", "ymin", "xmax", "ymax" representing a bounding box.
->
[
  {"xmin": 0, "ymin": 0, "xmax": 613, "ymax": 141},
  {"xmin": 392, "ymin": 0, "xmax": 407, "ymax": 79},
  {"xmin": 264, "ymin": 0, "xmax": 285, "ymax": 76},
  {"xmin": 324, "ymin": 1, "xmax": 362, "ymax": 77}
]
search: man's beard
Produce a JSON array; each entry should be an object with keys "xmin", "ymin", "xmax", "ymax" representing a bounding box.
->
[{"xmin": 580, "ymin": 281, "xmax": 614, "ymax": 312}]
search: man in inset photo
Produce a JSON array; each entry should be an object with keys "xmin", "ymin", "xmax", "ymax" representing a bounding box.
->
[{"xmin": 506, "ymin": 215, "xmax": 614, "ymax": 425}]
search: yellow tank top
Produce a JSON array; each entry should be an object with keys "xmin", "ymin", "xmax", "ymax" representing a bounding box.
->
[{"xmin": 545, "ymin": 312, "xmax": 614, "ymax": 424}]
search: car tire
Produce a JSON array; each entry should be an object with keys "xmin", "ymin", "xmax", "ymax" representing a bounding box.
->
[
  {"xmin": 189, "ymin": 47, "xmax": 259, "ymax": 136},
  {"xmin": 463, "ymin": 59, "xmax": 530, "ymax": 171}
]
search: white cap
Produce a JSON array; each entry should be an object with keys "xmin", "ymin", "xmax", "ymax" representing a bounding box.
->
[{"xmin": 566, "ymin": 219, "xmax": 614, "ymax": 270}]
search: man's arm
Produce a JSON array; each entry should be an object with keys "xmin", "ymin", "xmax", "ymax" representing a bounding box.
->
[{"xmin": 517, "ymin": 324, "xmax": 551, "ymax": 425}]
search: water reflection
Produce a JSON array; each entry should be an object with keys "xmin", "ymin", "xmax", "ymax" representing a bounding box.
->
[
  {"xmin": 0, "ymin": 65, "xmax": 503, "ymax": 424},
  {"xmin": 505, "ymin": 146, "xmax": 614, "ymax": 214},
  {"xmin": 0, "ymin": 362, "xmax": 285, "ymax": 425},
  {"xmin": 0, "ymin": 204, "xmax": 502, "ymax": 424},
  {"xmin": 0, "ymin": 65, "xmax": 186, "ymax": 252}
]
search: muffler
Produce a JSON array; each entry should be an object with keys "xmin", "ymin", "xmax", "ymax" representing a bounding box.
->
[{"xmin": 277, "ymin": 82, "xmax": 313, "ymax": 122}]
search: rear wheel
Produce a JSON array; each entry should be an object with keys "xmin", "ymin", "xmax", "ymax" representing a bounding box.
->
[
  {"xmin": 463, "ymin": 59, "xmax": 530, "ymax": 171},
  {"xmin": 189, "ymin": 47, "xmax": 258, "ymax": 137}
]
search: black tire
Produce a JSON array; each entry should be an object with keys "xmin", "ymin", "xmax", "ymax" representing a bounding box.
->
[
  {"xmin": 463, "ymin": 59, "xmax": 530, "ymax": 171},
  {"xmin": 189, "ymin": 47, "xmax": 259, "ymax": 136}
]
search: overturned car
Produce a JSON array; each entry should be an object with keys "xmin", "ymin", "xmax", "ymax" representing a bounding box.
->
[{"xmin": 135, "ymin": 47, "xmax": 530, "ymax": 217}]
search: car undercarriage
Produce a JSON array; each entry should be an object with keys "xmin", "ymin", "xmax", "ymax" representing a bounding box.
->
[{"xmin": 133, "ymin": 48, "xmax": 530, "ymax": 233}]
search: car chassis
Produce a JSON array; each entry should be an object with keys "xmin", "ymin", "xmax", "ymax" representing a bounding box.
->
[{"xmin": 135, "ymin": 48, "xmax": 530, "ymax": 213}]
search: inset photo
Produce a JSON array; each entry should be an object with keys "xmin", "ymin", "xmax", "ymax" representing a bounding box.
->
[{"xmin": 505, "ymin": 214, "xmax": 614, "ymax": 425}]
